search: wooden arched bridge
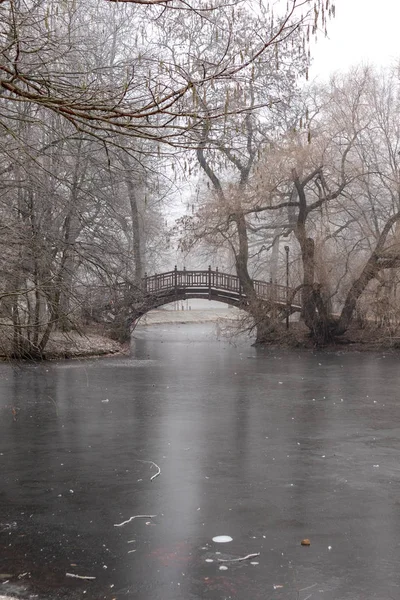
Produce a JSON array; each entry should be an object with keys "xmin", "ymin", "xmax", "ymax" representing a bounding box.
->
[{"xmin": 131, "ymin": 266, "xmax": 301, "ymax": 317}]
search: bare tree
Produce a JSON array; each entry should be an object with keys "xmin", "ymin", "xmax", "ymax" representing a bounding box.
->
[
  {"xmin": 175, "ymin": 4, "xmax": 314, "ymax": 340},
  {"xmin": 1, "ymin": 0, "xmax": 335, "ymax": 141},
  {"xmin": 238, "ymin": 66, "xmax": 400, "ymax": 344}
]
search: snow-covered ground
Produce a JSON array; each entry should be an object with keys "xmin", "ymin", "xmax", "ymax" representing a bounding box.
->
[{"xmin": 139, "ymin": 308, "xmax": 240, "ymax": 325}]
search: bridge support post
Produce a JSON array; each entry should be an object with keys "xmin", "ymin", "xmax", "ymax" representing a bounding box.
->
[
  {"xmin": 208, "ymin": 265, "xmax": 212, "ymax": 299},
  {"xmin": 174, "ymin": 265, "xmax": 178, "ymax": 293}
]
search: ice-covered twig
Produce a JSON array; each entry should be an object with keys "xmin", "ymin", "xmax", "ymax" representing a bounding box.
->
[
  {"xmin": 149, "ymin": 462, "xmax": 161, "ymax": 481},
  {"xmin": 218, "ymin": 552, "xmax": 260, "ymax": 563},
  {"xmin": 114, "ymin": 514, "xmax": 156, "ymax": 527},
  {"xmin": 138, "ymin": 460, "xmax": 161, "ymax": 481},
  {"xmin": 66, "ymin": 573, "xmax": 96, "ymax": 580},
  {"xmin": 300, "ymin": 583, "xmax": 317, "ymax": 592}
]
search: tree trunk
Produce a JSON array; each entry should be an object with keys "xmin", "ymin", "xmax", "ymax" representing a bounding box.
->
[
  {"xmin": 297, "ymin": 235, "xmax": 335, "ymax": 344},
  {"xmin": 119, "ymin": 151, "xmax": 144, "ymax": 288},
  {"xmin": 233, "ymin": 209, "xmax": 273, "ymax": 342},
  {"xmin": 299, "ymin": 237, "xmax": 316, "ymax": 326},
  {"xmin": 234, "ymin": 210, "xmax": 254, "ymax": 297},
  {"xmin": 269, "ymin": 233, "xmax": 280, "ymax": 283},
  {"xmin": 336, "ymin": 255, "xmax": 378, "ymax": 335},
  {"xmin": 108, "ymin": 315, "xmax": 132, "ymax": 344},
  {"xmin": 126, "ymin": 177, "xmax": 143, "ymax": 285}
]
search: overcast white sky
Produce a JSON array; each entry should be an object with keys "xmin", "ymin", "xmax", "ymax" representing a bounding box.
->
[{"xmin": 309, "ymin": 0, "xmax": 400, "ymax": 79}]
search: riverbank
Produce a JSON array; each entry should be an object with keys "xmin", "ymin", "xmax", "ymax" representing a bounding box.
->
[
  {"xmin": 1, "ymin": 310, "xmax": 397, "ymax": 360},
  {"xmin": 255, "ymin": 320, "xmax": 400, "ymax": 352},
  {"xmin": 0, "ymin": 329, "xmax": 124, "ymax": 361},
  {"xmin": 0, "ymin": 311, "xmax": 237, "ymax": 360},
  {"xmin": 140, "ymin": 311, "xmax": 400, "ymax": 352}
]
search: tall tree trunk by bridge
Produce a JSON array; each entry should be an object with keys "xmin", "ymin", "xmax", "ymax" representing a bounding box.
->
[
  {"xmin": 292, "ymin": 170, "xmax": 338, "ymax": 344},
  {"xmin": 296, "ymin": 234, "xmax": 334, "ymax": 342},
  {"xmin": 109, "ymin": 153, "xmax": 145, "ymax": 344},
  {"xmin": 233, "ymin": 209, "xmax": 274, "ymax": 343},
  {"xmin": 233, "ymin": 210, "xmax": 253, "ymax": 297}
]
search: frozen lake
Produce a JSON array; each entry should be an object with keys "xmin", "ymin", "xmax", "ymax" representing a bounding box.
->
[{"xmin": 1, "ymin": 324, "xmax": 400, "ymax": 599}]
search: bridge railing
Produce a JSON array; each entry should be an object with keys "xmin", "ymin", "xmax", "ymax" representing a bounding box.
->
[
  {"xmin": 253, "ymin": 279, "xmax": 288, "ymax": 304},
  {"xmin": 213, "ymin": 270, "xmax": 241, "ymax": 293},
  {"xmin": 143, "ymin": 267, "xmax": 295, "ymax": 306},
  {"xmin": 145, "ymin": 268, "xmax": 243, "ymax": 294},
  {"xmin": 145, "ymin": 270, "xmax": 176, "ymax": 293}
]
